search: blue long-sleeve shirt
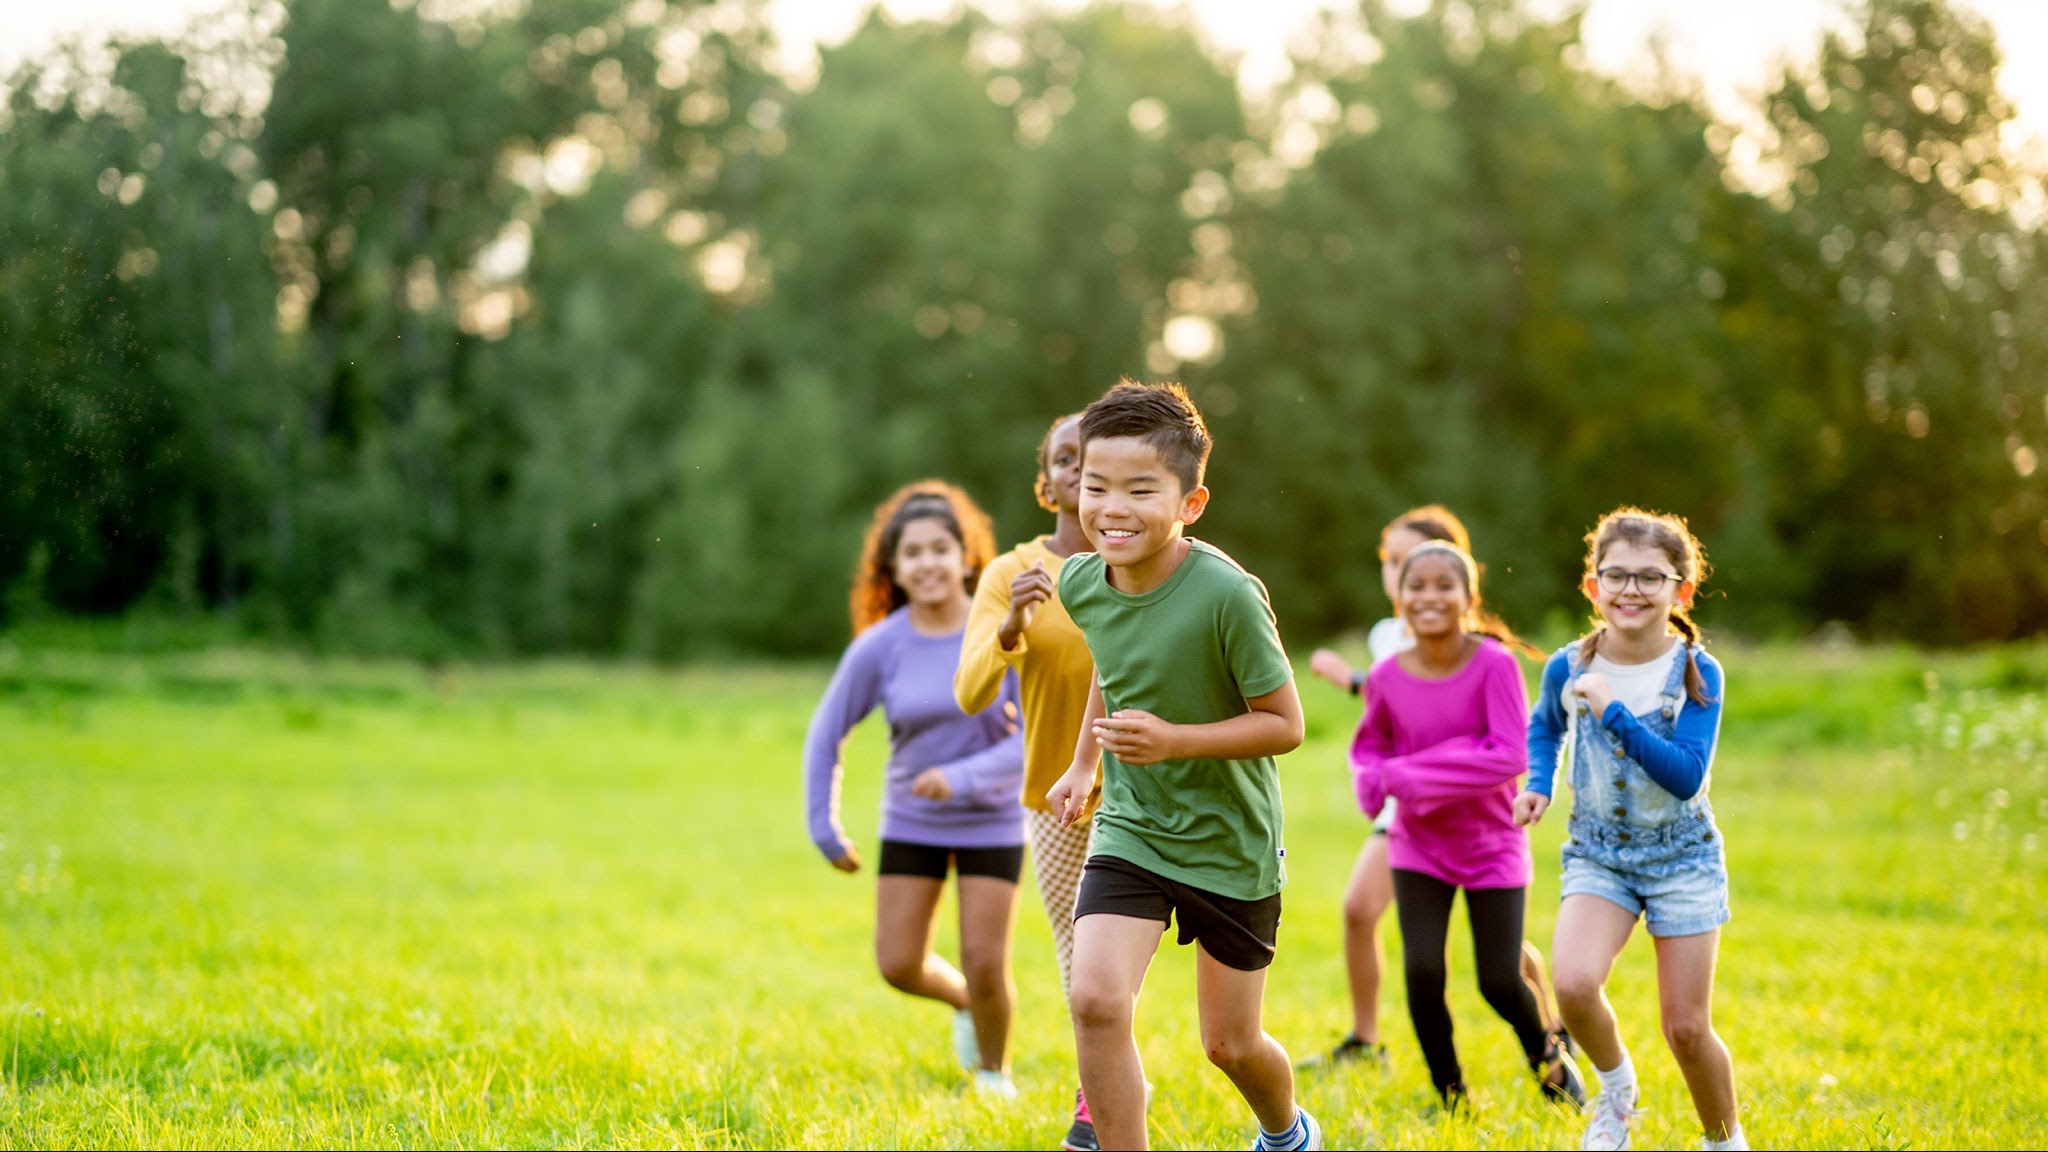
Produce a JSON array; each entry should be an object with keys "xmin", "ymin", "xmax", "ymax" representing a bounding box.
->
[
  {"xmin": 1525, "ymin": 647, "xmax": 1724, "ymax": 800},
  {"xmin": 803, "ymin": 608, "xmax": 1026, "ymax": 862}
]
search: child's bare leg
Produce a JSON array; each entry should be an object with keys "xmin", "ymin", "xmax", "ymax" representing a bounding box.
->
[
  {"xmin": 1195, "ymin": 943, "xmax": 1296, "ymax": 1134},
  {"xmin": 1654, "ymin": 929, "xmax": 1739, "ymax": 1140},
  {"xmin": 1550, "ymin": 894, "xmax": 1637, "ymax": 1073},
  {"xmin": 1071, "ymin": 913, "xmax": 1165, "ymax": 1150},
  {"xmin": 957, "ymin": 875, "xmax": 1020, "ymax": 1071},
  {"xmin": 1521, "ymin": 939, "xmax": 1563, "ymax": 1036},
  {"xmin": 1341, "ymin": 837, "xmax": 1394, "ymax": 1042},
  {"xmin": 875, "ymin": 875, "xmax": 968, "ymax": 1010}
]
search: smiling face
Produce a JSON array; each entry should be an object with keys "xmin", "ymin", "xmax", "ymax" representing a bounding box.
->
[
  {"xmin": 890, "ymin": 516, "xmax": 969, "ymax": 611},
  {"xmin": 1380, "ymin": 525, "xmax": 1433, "ymax": 606},
  {"xmin": 1397, "ymin": 549, "xmax": 1472, "ymax": 642},
  {"xmin": 1080, "ymin": 434, "xmax": 1208, "ymax": 581},
  {"xmin": 1041, "ymin": 417, "xmax": 1083, "ymax": 514},
  {"xmin": 1585, "ymin": 537, "xmax": 1693, "ymax": 639}
]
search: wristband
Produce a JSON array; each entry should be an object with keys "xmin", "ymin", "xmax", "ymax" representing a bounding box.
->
[{"xmin": 1349, "ymin": 670, "xmax": 1366, "ymax": 696}]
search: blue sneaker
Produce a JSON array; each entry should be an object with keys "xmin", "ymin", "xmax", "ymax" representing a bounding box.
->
[{"xmin": 1251, "ymin": 1107, "xmax": 1322, "ymax": 1151}]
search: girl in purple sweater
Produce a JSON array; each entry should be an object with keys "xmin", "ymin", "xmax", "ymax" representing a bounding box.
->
[
  {"xmin": 803, "ymin": 480, "xmax": 1027, "ymax": 1097},
  {"xmin": 1349, "ymin": 541, "xmax": 1586, "ymax": 1111}
]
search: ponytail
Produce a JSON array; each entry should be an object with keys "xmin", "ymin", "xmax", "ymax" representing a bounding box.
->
[{"xmin": 1472, "ymin": 610, "xmax": 1542, "ymax": 661}]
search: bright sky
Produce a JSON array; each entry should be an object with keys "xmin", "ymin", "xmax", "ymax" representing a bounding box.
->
[{"xmin": 3, "ymin": 0, "xmax": 2044, "ymax": 148}]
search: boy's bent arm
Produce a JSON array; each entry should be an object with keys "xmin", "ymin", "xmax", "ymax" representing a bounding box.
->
[
  {"xmin": 1096, "ymin": 680, "xmax": 1304, "ymax": 765},
  {"xmin": 1048, "ymin": 675, "xmax": 1106, "ymax": 823}
]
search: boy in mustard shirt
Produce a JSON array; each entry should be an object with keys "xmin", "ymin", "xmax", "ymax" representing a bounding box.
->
[{"xmin": 1046, "ymin": 381, "xmax": 1320, "ymax": 1152}]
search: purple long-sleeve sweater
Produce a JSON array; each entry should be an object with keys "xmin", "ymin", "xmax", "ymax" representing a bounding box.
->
[
  {"xmin": 804, "ymin": 608, "xmax": 1026, "ymax": 863},
  {"xmin": 1348, "ymin": 638, "xmax": 1533, "ymax": 890}
]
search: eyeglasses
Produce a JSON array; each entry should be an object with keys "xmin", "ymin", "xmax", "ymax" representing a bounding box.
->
[{"xmin": 1596, "ymin": 567, "xmax": 1679, "ymax": 594}]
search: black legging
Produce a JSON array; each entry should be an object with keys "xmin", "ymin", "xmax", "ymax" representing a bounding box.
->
[{"xmin": 1391, "ymin": 868, "xmax": 1552, "ymax": 1094}]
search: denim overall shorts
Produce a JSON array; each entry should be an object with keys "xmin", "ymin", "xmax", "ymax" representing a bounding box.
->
[{"xmin": 1559, "ymin": 640, "xmax": 1730, "ymax": 937}]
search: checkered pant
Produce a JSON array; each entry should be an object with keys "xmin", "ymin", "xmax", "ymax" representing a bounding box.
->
[{"xmin": 1027, "ymin": 809, "xmax": 1092, "ymax": 1004}]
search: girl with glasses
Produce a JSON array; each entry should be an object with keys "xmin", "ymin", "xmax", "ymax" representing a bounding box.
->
[{"xmin": 1514, "ymin": 507, "xmax": 1745, "ymax": 1151}]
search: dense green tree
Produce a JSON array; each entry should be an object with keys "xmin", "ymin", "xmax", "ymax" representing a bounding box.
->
[{"xmin": 0, "ymin": 0, "xmax": 2040, "ymax": 653}]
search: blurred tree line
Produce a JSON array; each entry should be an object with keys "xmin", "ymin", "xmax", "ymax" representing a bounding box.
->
[{"xmin": 2, "ymin": 0, "xmax": 2044, "ymax": 657}]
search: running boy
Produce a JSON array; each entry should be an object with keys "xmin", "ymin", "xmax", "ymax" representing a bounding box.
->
[{"xmin": 1046, "ymin": 380, "xmax": 1319, "ymax": 1152}]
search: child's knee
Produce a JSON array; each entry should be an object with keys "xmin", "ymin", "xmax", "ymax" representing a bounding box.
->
[
  {"xmin": 1404, "ymin": 955, "xmax": 1449, "ymax": 991},
  {"xmin": 1342, "ymin": 889, "xmax": 1387, "ymax": 928},
  {"xmin": 1202, "ymin": 1027, "xmax": 1261, "ymax": 1073},
  {"xmin": 1553, "ymin": 967, "xmax": 1604, "ymax": 1011},
  {"xmin": 875, "ymin": 945, "xmax": 923, "ymax": 992},
  {"xmin": 1069, "ymin": 981, "xmax": 1132, "ymax": 1033},
  {"xmin": 1476, "ymin": 968, "xmax": 1526, "ymax": 1013},
  {"xmin": 958, "ymin": 943, "xmax": 1008, "ymax": 989},
  {"xmin": 1661, "ymin": 1011, "xmax": 1716, "ymax": 1058}
]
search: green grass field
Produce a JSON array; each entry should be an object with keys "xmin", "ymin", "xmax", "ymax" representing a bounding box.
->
[{"xmin": 3, "ymin": 633, "xmax": 2045, "ymax": 1149}]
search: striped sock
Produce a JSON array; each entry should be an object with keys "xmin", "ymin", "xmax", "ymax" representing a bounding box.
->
[{"xmin": 1257, "ymin": 1110, "xmax": 1307, "ymax": 1151}]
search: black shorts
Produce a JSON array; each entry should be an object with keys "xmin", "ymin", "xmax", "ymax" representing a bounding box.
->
[
  {"xmin": 1073, "ymin": 854, "xmax": 1282, "ymax": 972},
  {"xmin": 877, "ymin": 839, "xmax": 1025, "ymax": 883}
]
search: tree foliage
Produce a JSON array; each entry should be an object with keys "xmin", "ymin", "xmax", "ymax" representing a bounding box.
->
[{"xmin": 1, "ymin": 0, "xmax": 2042, "ymax": 654}]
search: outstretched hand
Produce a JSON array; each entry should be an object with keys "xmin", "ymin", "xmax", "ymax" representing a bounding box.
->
[{"xmin": 1309, "ymin": 647, "xmax": 1356, "ymax": 693}]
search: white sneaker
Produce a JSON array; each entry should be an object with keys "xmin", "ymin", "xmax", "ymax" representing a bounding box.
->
[
  {"xmin": 952, "ymin": 1008, "xmax": 978, "ymax": 1070},
  {"xmin": 1581, "ymin": 1086, "xmax": 1641, "ymax": 1150},
  {"xmin": 973, "ymin": 1068, "xmax": 1019, "ymax": 1100}
]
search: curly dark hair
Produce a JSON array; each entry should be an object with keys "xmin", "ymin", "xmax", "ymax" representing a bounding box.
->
[{"xmin": 848, "ymin": 479, "xmax": 997, "ymax": 635}]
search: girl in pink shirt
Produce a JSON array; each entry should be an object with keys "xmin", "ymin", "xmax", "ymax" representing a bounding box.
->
[{"xmin": 1349, "ymin": 541, "xmax": 1586, "ymax": 1111}]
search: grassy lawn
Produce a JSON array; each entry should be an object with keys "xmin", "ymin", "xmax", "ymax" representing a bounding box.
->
[{"xmin": 1, "ymin": 635, "xmax": 2044, "ymax": 1148}]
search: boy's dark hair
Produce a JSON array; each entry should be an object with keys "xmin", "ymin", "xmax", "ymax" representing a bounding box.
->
[{"xmin": 1078, "ymin": 379, "xmax": 1211, "ymax": 493}]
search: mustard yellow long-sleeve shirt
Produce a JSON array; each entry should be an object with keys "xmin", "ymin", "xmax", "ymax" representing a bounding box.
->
[{"xmin": 956, "ymin": 537, "xmax": 1097, "ymax": 813}]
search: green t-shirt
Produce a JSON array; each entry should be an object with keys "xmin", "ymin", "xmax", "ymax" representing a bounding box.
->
[{"xmin": 1059, "ymin": 538, "xmax": 1294, "ymax": 900}]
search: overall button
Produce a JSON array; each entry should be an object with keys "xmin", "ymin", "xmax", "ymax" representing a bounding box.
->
[
  {"xmin": 1611, "ymin": 806, "xmax": 1627, "ymax": 818},
  {"xmin": 1617, "ymin": 831, "xmax": 1632, "ymax": 842},
  {"xmin": 1613, "ymin": 779, "xmax": 1627, "ymax": 790}
]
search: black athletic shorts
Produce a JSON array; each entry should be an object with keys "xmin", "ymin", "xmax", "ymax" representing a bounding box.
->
[
  {"xmin": 1073, "ymin": 854, "xmax": 1282, "ymax": 972},
  {"xmin": 877, "ymin": 838, "xmax": 1025, "ymax": 883}
]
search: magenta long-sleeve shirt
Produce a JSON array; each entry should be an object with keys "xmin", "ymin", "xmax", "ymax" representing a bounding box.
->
[{"xmin": 1348, "ymin": 638, "xmax": 1533, "ymax": 890}]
